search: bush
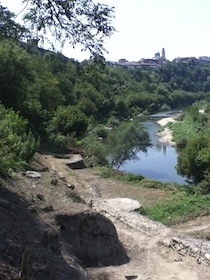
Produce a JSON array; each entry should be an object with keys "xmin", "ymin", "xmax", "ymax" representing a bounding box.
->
[
  {"xmin": 83, "ymin": 136, "xmax": 108, "ymax": 166},
  {"xmin": 94, "ymin": 125, "xmax": 108, "ymax": 139},
  {"xmin": 197, "ymin": 173, "xmax": 210, "ymax": 194},
  {"xmin": 0, "ymin": 104, "xmax": 38, "ymax": 175},
  {"xmin": 106, "ymin": 116, "xmax": 120, "ymax": 128},
  {"xmin": 47, "ymin": 105, "xmax": 88, "ymax": 149}
]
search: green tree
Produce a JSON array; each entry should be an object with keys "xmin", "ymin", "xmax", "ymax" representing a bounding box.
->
[
  {"xmin": 22, "ymin": 55, "xmax": 64, "ymax": 133},
  {"xmin": 107, "ymin": 121, "xmax": 151, "ymax": 168},
  {"xmin": 177, "ymin": 135, "xmax": 210, "ymax": 184},
  {"xmin": 0, "ymin": 104, "xmax": 38, "ymax": 176},
  {"xmin": 0, "ymin": 40, "xmax": 33, "ymax": 110},
  {"xmin": 21, "ymin": 0, "xmax": 115, "ymax": 56},
  {"xmin": 0, "ymin": 5, "xmax": 30, "ymax": 40},
  {"xmin": 47, "ymin": 105, "xmax": 88, "ymax": 148}
]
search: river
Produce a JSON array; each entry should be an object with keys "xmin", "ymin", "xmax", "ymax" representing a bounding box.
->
[{"xmin": 119, "ymin": 111, "xmax": 187, "ymax": 185}]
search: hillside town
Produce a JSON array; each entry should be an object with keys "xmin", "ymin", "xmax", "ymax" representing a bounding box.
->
[{"xmin": 107, "ymin": 48, "xmax": 210, "ymax": 70}]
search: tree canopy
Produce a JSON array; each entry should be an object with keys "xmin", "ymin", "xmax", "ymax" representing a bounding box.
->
[
  {"xmin": 1, "ymin": 3, "xmax": 210, "ymax": 176},
  {"xmin": 107, "ymin": 121, "xmax": 151, "ymax": 168},
  {"xmin": 177, "ymin": 134, "xmax": 210, "ymax": 184},
  {"xmin": 21, "ymin": 0, "xmax": 115, "ymax": 56},
  {"xmin": 171, "ymin": 100, "xmax": 210, "ymax": 186},
  {"xmin": 0, "ymin": 5, "xmax": 30, "ymax": 40}
]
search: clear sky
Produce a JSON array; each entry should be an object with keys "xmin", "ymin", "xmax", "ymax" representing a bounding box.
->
[{"xmin": 1, "ymin": 0, "xmax": 210, "ymax": 62}]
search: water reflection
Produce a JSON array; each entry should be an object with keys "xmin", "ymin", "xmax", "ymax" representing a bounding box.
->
[
  {"xmin": 154, "ymin": 143, "xmax": 167, "ymax": 154},
  {"xmin": 119, "ymin": 118, "xmax": 187, "ymax": 185}
]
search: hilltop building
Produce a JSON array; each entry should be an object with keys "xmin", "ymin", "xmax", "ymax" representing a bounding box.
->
[
  {"xmin": 107, "ymin": 49, "xmax": 210, "ymax": 69},
  {"xmin": 162, "ymin": 48, "xmax": 165, "ymax": 60},
  {"xmin": 108, "ymin": 48, "xmax": 167, "ymax": 70}
]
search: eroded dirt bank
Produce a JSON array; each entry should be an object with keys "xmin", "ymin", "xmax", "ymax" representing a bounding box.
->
[{"xmin": 1, "ymin": 153, "xmax": 210, "ymax": 280}]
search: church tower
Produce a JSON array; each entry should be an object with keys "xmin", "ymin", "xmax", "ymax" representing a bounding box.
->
[{"xmin": 162, "ymin": 48, "xmax": 165, "ymax": 60}]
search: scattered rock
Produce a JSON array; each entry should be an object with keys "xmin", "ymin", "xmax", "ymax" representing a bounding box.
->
[
  {"xmin": 43, "ymin": 205, "xmax": 54, "ymax": 212},
  {"xmin": 174, "ymin": 256, "xmax": 182, "ymax": 262},
  {"xmin": 66, "ymin": 183, "xmax": 75, "ymax": 190},
  {"xmin": 36, "ymin": 166, "xmax": 49, "ymax": 172},
  {"xmin": 25, "ymin": 171, "xmax": 42, "ymax": 178},
  {"xmin": 58, "ymin": 172, "xmax": 65, "ymax": 180},
  {"xmin": 125, "ymin": 276, "xmax": 141, "ymax": 280},
  {"xmin": 161, "ymin": 236, "xmax": 210, "ymax": 266},
  {"xmin": 51, "ymin": 178, "xmax": 58, "ymax": 185},
  {"xmin": 161, "ymin": 238, "xmax": 171, "ymax": 247},
  {"xmin": 191, "ymin": 247, "xmax": 199, "ymax": 254},
  {"xmin": 66, "ymin": 154, "xmax": 86, "ymax": 170},
  {"xmin": 197, "ymin": 257, "xmax": 202, "ymax": 264},
  {"xmin": 36, "ymin": 194, "xmax": 45, "ymax": 201},
  {"xmin": 67, "ymin": 160, "xmax": 86, "ymax": 170},
  {"xmin": 60, "ymin": 175, "xmax": 67, "ymax": 182},
  {"xmin": 102, "ymin": 198, "xmax": 142, "ymax": 212},
  {"xmin": 204, "ymin": 253, "xmax": 210, "ymax": 261}
]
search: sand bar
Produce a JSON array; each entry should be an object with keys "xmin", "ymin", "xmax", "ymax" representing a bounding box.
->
[{"xmin": 156, "ymin": 116, "xmax": 178, "ymax": 146}]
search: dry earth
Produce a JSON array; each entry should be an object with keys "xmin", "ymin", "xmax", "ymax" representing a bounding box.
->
[
  {"xmin": 38, "ymin": 154, "xmax": 210, "ymax": 279},
  {"xmin": 1, "ymin": 152, "xmax": 210, "ymax": 279}
]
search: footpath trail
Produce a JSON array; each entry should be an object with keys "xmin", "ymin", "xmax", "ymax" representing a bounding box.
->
[{"xmin": 43, "ymin": 154, "xmax": 210, "ymax": 280}]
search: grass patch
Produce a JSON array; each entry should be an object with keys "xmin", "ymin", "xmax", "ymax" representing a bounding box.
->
[
  {"xmin": 99, "ymin": 167, "xmax": 180, "ymax": 191},
  {"xmin": 66, "ymin": 190, "xmax": 85, "ymax": 204},
  {"xmin": 170, "ymin": 106, "xmax": 210, "ymax": 148},
  {"xmin": 100, "ymin": 167, "xmax": 144, "ymax": 183},
  {"xmin": 139, "ymin": 192, "xmax": 210, "ymax": 226},
  {"xmin": 98, "ymin": 167, "xmax": 210, "ymax": 224}
]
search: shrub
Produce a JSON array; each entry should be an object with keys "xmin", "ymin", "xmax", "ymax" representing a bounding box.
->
[
  {"xmin": 83, "ymin": 136, "xmax": 108, "ymax": 166},
  {"xmin": 0, "ymin": 104, "xmax": 38, "ymax": 175},
  {"xmin": 47, "ymin": 105, "xmax": 88, "ymax": 149}
]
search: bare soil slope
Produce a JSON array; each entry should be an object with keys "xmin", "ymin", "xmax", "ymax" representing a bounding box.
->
[{"xmin": 1, "ymin": 153, "xmax": 210, "ymax": 280}]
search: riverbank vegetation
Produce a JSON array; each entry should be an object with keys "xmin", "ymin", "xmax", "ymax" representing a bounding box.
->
[
  {"xmin": 2, "ymin": 2, "xmax": 210, "ymax": 225},
  {"xmin": 140, "ymin": 191, "xmax": 210, "ymax": 225},
  {"xmin": 170, "ymin": 100, "xmax": 210, "ymax": 187},
  {"xmin": 1, "ymin": 31, "xmax": 209, "ymax": 175},
  {"xmin": 99, "ymin": 166, "xmax": 210, "ymax": 225},
  {"xmin": 137, "ymin": 99, "xmax": 210, "ymax": 225}
]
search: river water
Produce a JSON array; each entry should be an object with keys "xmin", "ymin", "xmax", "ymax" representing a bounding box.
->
[{"xmin": 119, "ymin": 111, "xmax": 187, "ymax": 185}]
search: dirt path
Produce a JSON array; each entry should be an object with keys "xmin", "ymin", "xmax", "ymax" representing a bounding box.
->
[
  {"xmin": 172, "ymin": 215, "xmax": 210, "ymax": 241},
  {"xmin": 40, "ymin": 154, "xmax": 210, "ymax": 280}
]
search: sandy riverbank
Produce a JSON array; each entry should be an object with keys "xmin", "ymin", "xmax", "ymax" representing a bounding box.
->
[{"xmin": 156, "ymin": 116, "xmax": 177, "ymax": 146}]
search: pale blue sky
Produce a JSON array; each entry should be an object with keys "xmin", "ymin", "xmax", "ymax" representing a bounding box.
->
[{"xmin": 1, "ymin": 0, "xmax": 210, "ymax": 61}]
